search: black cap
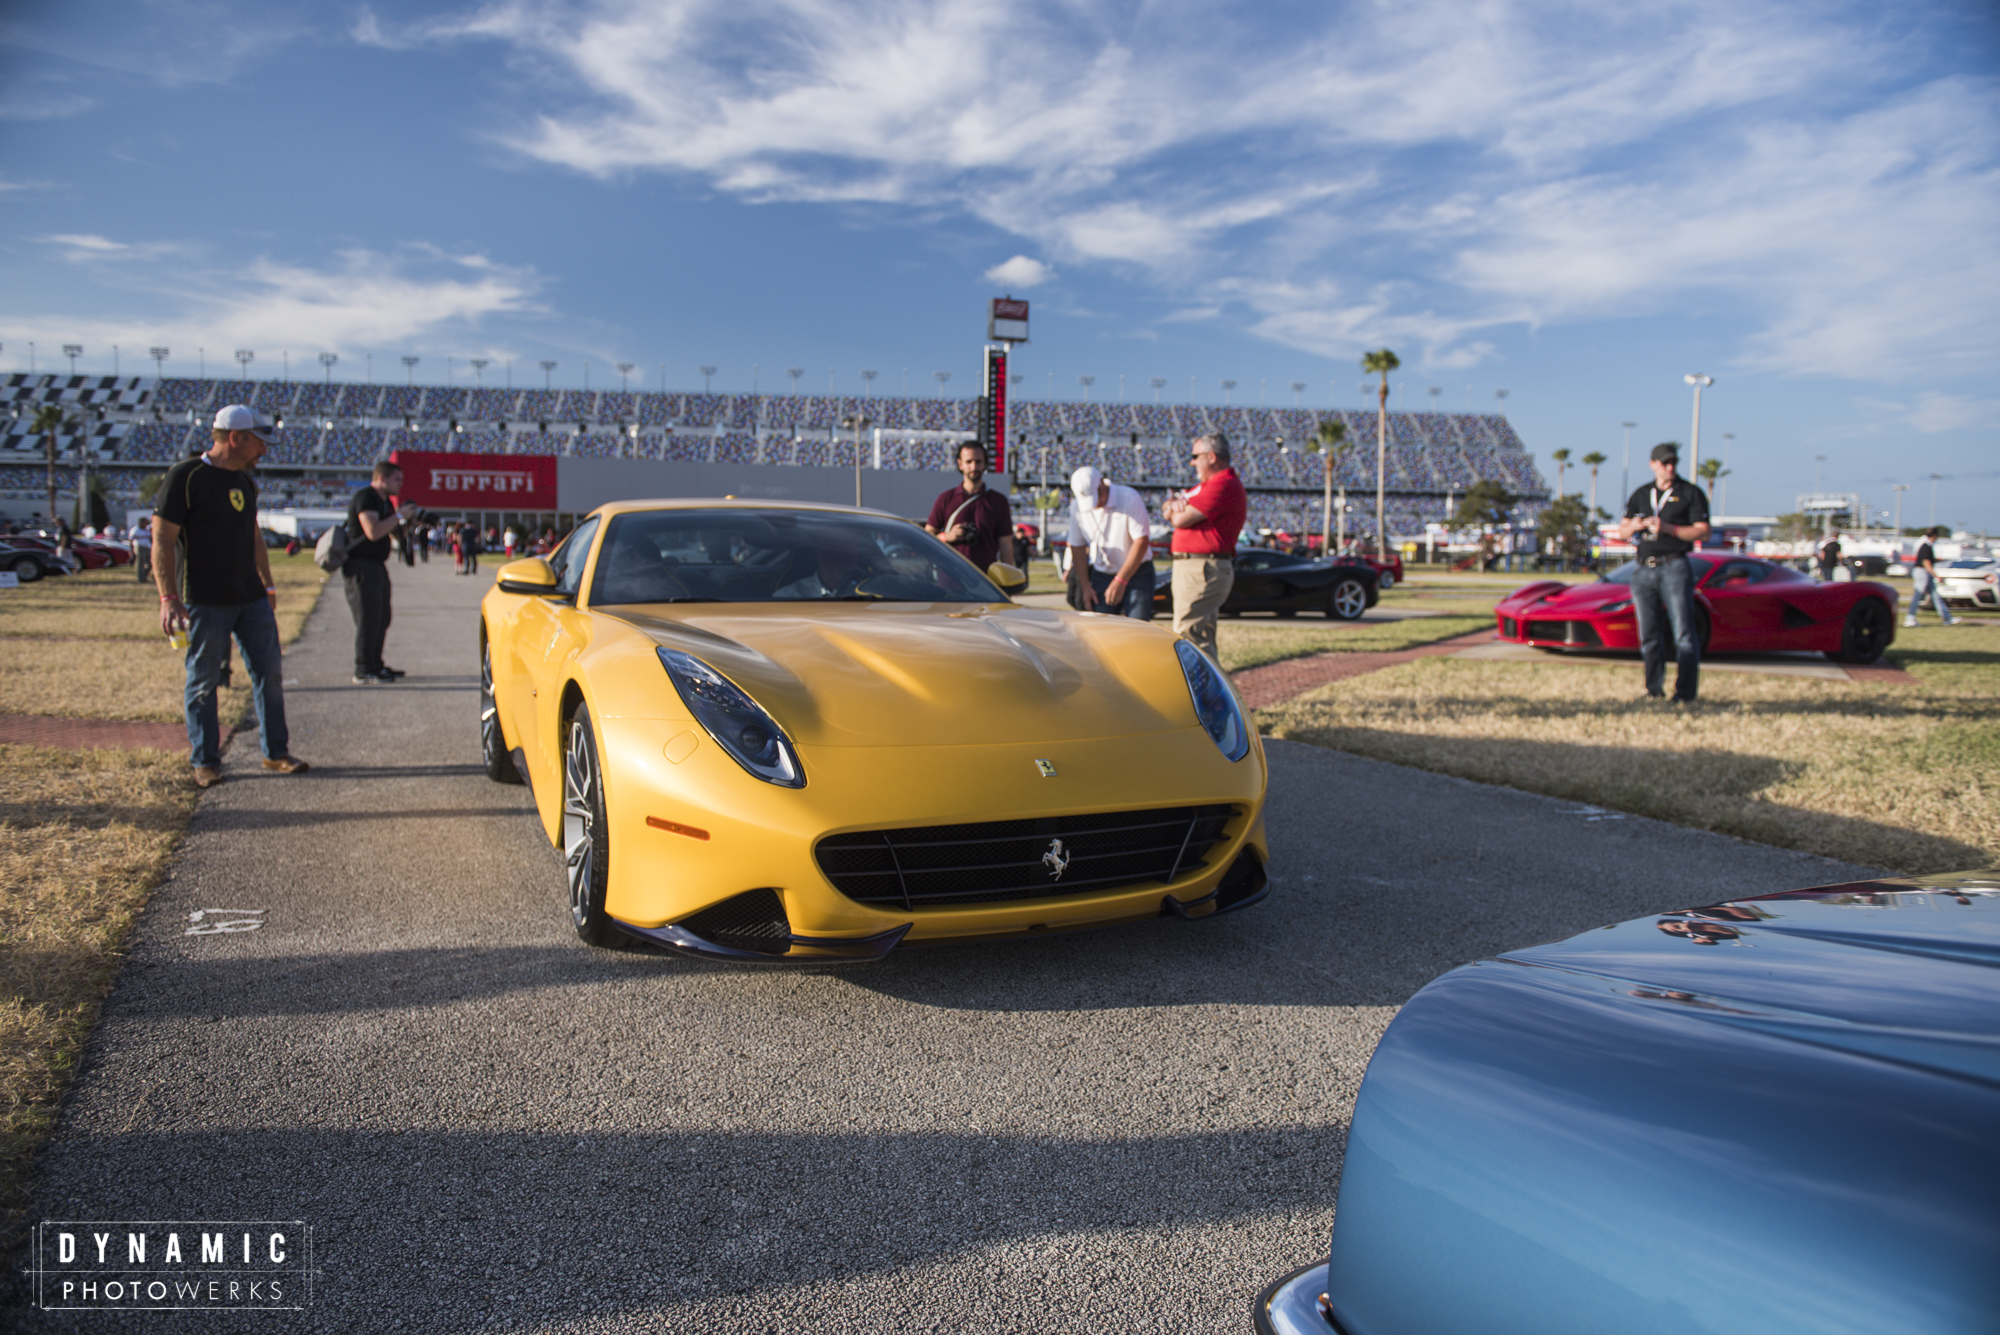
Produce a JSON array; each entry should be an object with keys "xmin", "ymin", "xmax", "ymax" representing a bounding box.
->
[{"xmin": 1650, "ymin": 443, "xmax": 1679, "ymax": 464}]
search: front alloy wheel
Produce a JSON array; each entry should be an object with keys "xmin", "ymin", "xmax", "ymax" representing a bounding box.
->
[
  {"xmin": 1327, "ymin": 577, "xmax": 1369, "ymax": 620},
  {"xmin": 563, "ymin": 703, "xmax": 623, "ymax": 947},
  {"xmin": 480, "ymin": 640, "xmax": 523, "ymax": 784}
]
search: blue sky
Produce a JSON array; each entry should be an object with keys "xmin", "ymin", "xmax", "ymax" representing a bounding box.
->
[{"xmin": 3, "ymin": 0, "xmax": 1996, "ymax": 529}]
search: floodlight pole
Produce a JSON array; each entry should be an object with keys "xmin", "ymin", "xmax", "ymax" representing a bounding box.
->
[
  {"xmin": 1153, "ymin": 377, "xmax": 1167, "ymax": 404},
  {"xmin": 403, "ymin": 355, "xmax": 420, "ymax": 386},
  {"xmin": 1891, "ymin": 484, "xmax": 1907, "ymax": 535},
  {"xmin": 1684, "ymin": 373, "xmax": 1713, "ymax": 480},
  {"xmin": 151, "ymin": 347, "xmax": 171, "ymax": 378},
  {"xmin": 235, "ymin": 349, "xmax": 253, "ymax": 380},
  {"xmin": 320, "ymin": 352, "xmax": 338, "ymax": 384},
  {"xmin": 843, "ymin": 413, "xmax": 872, "ymax": 506},
  {"xmin": 1621, "ymin": 422, "xmax": 1636, "ymax": 503}
]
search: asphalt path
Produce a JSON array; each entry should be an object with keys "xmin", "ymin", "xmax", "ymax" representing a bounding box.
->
[{"xmin": 16, "ymin": 556, "xmax": 1880, "ymax": 1333}]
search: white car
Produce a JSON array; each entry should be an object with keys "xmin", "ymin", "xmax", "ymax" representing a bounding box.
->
[{"xmin": 1937, "ymin": 557, "xmax": 1999, "ymax": 609}]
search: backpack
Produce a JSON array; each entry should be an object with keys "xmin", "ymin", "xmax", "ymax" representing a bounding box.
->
[{"xmin": 313, "ymin": 522, "xmax": 350, "ymax": 572}]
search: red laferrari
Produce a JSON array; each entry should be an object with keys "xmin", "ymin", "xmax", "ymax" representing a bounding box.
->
[{"xmin": 1495, "ymin": 555, "xmax": 1898, "ymax": 663}]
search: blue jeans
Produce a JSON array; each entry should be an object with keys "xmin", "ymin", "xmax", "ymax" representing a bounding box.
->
[
  {"xmin": 1086, "ymin": 563, "xmax": 1157, "ymax": 619},
  {"xmin": 1631, "ymin": 557, "xmax": 1700, "ymax": 700},
  {"xmin": 184, "ymin": 599, "xmax": 289, "ymax": 768},
  {"xmin": 1907, "ymin": 570, "xmax": 1954, "ymax": 624}
]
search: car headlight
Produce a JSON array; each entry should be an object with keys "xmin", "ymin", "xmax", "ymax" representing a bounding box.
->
[
  {"xmin": 1175, "ymin": 640, "xmax": 1250, "ymax": 763},
  {"xmin": 656, "ymin": 648, "xmax": 805, "ymax": 788},
  {"xmin": 1598, "ymin": 598, "xmax": 1632, "ymax": 613}
]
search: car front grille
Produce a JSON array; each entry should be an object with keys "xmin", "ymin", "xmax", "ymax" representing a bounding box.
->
[
  {"xmin": 816, "ymin": 805, "xmax": 1238, "ymax": 908},
  {"xmin": 1525, "ymin": 619, "xmax": 1603, "ymax": 647},
  {"xmin": 1499, "ymin": 616, "xmax": 1517, "ymax": 637}
]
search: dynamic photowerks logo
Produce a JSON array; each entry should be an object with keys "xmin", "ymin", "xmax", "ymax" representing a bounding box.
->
[{"xmin": 33, "ymin": 1220, "xmax": 312, "ymax": 1311}]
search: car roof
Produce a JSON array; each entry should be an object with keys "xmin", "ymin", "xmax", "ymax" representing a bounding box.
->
[{"xmin": 583, "ymin": 498, "xmax": 914, "ymax": 523}]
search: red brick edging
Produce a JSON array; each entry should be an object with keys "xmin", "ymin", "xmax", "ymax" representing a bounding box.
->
[
  {"xmin": 1234, "ymin": 629, "xmax": 1497, "ymax": 710},
  {"xmin": 0, "ymin": 715, "xmax": 187, "ymax": 752}
]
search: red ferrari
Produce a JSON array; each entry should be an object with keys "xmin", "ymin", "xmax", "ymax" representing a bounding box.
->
[{"xmin": 1495, "ymin": 555, "xmax": 1899, "ymax": 663}]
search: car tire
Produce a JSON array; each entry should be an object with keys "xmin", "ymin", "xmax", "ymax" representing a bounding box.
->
[
  {"xmin": 1829, "ymin": 598, "xmax": 1892, "ymax": 664},
  {"xmin": 563, "ymin": 702, "xmax": 625, "ymax": 948},
  {"xmin": 1327, "ymin": 577, "xmax": 1368, "ymax": 620},
  {"xmin": 480, "ymin": 639, "xmax": 522, "ymax": 785},
  {"xmin": 1378, "ymin": 570, "xmax": 1395, "ymax": 591},
  {"xmin": 11, "ymin": 555, "xmax": 42, "ymax": 582}
]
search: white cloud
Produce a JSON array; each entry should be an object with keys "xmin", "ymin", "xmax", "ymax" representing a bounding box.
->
[
  {"xmin": 42, "ymin": 234, "xmax": 131, "ymax": 254},
  {"xmin": 0, "ymin": 243, "xmax": 543, "ymax": 361},
  {"xmin": 369, "ymin": 0, "xmax": 2000, "ymax": 383},
  {"xmin": 984, "ymin": 256, "xmax": 1053, "ymax": 289},
  {"xmin": 1909, "ymin": 393, "xmax": 1999, "ymax": 434}
]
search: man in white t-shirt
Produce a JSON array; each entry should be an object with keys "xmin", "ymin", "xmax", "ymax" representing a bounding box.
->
[{"xmin": 1066, "ymin": 465, "xmax": 1155, "ymax": 619}]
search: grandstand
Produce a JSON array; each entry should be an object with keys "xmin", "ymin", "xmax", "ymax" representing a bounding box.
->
[{"xmin": 0, "ymin": 372, "xmax": 1548, "ymax": 536}]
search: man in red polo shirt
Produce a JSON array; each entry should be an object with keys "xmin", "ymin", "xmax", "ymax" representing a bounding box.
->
[
  {"xmin": 1164, "ymin": 432, "xmax": 1247, "ymax": 661},
  {"xmin": 925, "ymin": 439, "xmax": 1017, "ymax": 572}
]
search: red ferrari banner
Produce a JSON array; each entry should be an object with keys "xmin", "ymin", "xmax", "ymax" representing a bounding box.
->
[{"xmin": 389, "ymin": 450, "xmax": 559, "ymax": 511}]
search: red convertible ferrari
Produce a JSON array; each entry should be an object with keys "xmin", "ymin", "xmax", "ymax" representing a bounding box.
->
[{"xmin": 1495, "ymin": 556, "xmax": 1898, "ymax": 663}]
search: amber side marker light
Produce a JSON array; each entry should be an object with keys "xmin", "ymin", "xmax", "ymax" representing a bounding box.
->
[{"xmin": 647, "ymin": 816, "xmax": 712, "ymax": 841}]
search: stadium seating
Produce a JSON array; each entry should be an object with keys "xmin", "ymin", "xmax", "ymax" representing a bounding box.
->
[{"xmin": 19, "ymin": 375, "xmax": 1548, "ymax": 542}]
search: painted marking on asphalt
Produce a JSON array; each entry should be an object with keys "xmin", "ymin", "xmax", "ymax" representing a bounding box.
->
[
  {"xmin": 186, "ymin": 909, "xmax": 267, "ymax": 936},
  {"xmin": 1562, "ymin": 805, "xmax": 1626, "ymax": 822}
]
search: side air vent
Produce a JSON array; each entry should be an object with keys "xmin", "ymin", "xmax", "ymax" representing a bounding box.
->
[{"xmin": 674, "ymin": 888, "xmax": 790, "ymax": 955}]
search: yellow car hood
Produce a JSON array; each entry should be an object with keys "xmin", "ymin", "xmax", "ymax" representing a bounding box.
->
[{"xmin": 603, "ymin": 602, "xmax": 1197, "ymax": 747}]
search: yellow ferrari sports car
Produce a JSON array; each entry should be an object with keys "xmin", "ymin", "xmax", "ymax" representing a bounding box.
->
[{"xmin": 479, "ymin": 499, "xmax": 1269, "ymax": 960}]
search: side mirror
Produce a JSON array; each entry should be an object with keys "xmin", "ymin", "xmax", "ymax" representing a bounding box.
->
[
  {"xmin": 496, "ymin": 557, "xmax": 559, "ymax": 596},
  {"xmin": 986, "ymin": 562, "xmax": 1030, "ymax": 594}
]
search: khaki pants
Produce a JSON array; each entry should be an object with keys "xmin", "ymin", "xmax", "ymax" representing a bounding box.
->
[{"xmin": 1171, "ymin": 557, "xmax": 1234, "ymax": 661}]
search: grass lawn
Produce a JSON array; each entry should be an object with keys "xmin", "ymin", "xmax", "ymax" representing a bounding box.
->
[
  {"xmin": 1260, "ymin": 621, "xmax": 2000, "ymax": 876},
  {"xmin": 0, "ymin": 557, "xmax": 328, "ymax": 1249},
  {"xmin": 1217, "ymin": 615, "xmax": 1493, "ymax": 672},
  {"xmin": 0, "ymin": 746, "xmax": 199, "ymax": 1248},
  {"xmin": 0, "ymin": 554, "xmax": 327, "ymax": 722}
]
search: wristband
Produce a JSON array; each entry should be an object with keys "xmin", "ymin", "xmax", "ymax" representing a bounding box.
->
[
  {"xmin": 265, "ymin": 586, "xmax": 277, "ymax": 594},
  {"xmin": 160, "ymin": 593, "xmax": 180, "ymax": 603}
]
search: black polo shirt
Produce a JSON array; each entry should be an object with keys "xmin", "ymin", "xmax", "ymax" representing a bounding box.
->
[
  {"xmin": 345, "ymin": 486, "xmax": 395, "ymax": 563},
  {"xmin": 1623, "ymin": 478, "xmax": 1710, "ymax": 559},
  {"xmin": 154, "ymin": 455, "xmax": 265, "ymax": 606}
]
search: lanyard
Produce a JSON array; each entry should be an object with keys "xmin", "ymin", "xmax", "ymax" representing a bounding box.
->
[{"xmin": 1650, "ymin": 486, "xmax": 1671, "ymax": 518}]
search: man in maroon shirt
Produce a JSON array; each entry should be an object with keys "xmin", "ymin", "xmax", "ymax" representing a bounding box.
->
[
  {"xmin": 925, "ymin": 440, "xmax": 1017, "ymax": 572},
  {"xmin": 1165, "ymin": 432, "xmax": 1247, "ymax": 661}
]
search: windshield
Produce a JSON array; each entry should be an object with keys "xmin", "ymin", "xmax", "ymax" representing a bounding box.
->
[
  {"xmin": 589, "ymin": 509, "xmax": 1004, "ymax": 605},
  {"xmin": 1601, "ymin": 556, "xmax": 1714, "ymax": 585}
]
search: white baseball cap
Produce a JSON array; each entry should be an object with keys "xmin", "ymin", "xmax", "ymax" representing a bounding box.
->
[
  {"xmin": 1070, "ymin": 465, "xmax": 1103, "ymax": 500},
  {"xmin": 212, "ymin": 404, "xmax": 278, "ymax": 441}
]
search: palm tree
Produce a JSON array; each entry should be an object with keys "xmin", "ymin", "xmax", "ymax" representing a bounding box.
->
[
  {"xmin": 30, "ymin": 404, "xmax": 73, "ymax": 528},
  {"xmin": 1549, "ymin": 447, "xmax": 1571, "ymax": 498},
  {"xmin": 1311, "ymin": 417, "xmax": 1350, "ymax": 557},
  {"xmin": 1581, "ymin": 451, "xmax": 1607, "ymax": 517},
  {"xmin": 1360, "ymin": 349, "xmax": 1399, "ymax": 556},
  {"xmin": 1697, "ymin": 457, "xmax": 1730, "ymax": 517}
]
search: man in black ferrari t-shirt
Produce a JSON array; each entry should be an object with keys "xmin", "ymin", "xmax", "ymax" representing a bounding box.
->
[
  {"xmin": 153, "ymin": 405, "xmax": 307, "ymax": 788},
  {"xmin": 1617, "ymin": 442, "xmax": 1711, "ymax": 703}
]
